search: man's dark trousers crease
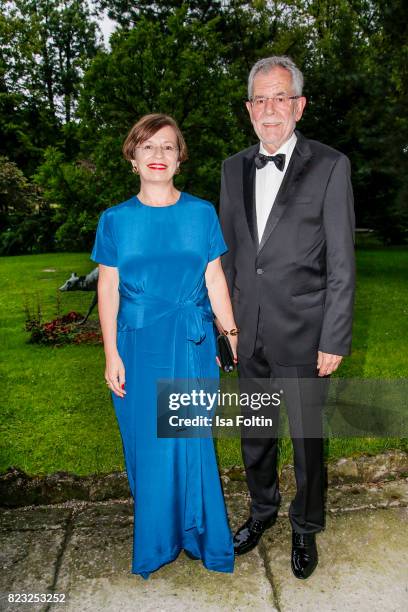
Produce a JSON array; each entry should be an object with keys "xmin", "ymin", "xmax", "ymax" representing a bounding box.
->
[{"xmin": 238, "ymin": 308, "xmax": 326, "ymax": 535}]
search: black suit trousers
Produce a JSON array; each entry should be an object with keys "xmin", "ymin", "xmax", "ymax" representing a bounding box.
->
[{"xmin": 238, "ymin": 309, "xmax": 326, "ymax": 534}]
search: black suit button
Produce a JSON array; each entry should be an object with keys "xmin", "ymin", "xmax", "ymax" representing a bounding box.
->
[{"xmin": 256, "ymin": 268, "xmax": 264, "ymax": 275}]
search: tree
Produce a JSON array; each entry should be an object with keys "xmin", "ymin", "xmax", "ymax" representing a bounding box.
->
[
  {"xmin": 0, "ymin": 156, "xmax": 56, "ymax": 253},
  {"xmin": 33, "ymin": 146, "xmax": 98, "ymax": 250},
  {"xmin": 297, "ymin": 0, "xmax": 408, "ymax": 242},
  {"xmin": 77, "ymin": 8, "xmax": 247, "ymax": 207},
  {"xmin": 0, "ymin": 155, "xmax": 37, "ymax": 214},
  {"xmin": 2, "ymin": 0, "xmax": 407, "ymax": 247},
  {"xmin": 5, "ymin": 0, "xmax": 102, "ymax": 122},
  {"xmin": 0, "ymin": 0, "xmax": 102, "ymax": 172},
  {"xmin": 96, "ymin": 0, "xmax": 225, "ymax": 29}
]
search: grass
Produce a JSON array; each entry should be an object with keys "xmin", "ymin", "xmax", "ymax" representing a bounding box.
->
[{"xmin": 0, "ymin": 249, "xmax": 407, "ymax": 476}]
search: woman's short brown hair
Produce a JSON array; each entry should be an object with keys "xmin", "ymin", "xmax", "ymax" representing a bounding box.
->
[{"xmin": 122, "ymin": 113, "xmax": 188, "ymax": 163}]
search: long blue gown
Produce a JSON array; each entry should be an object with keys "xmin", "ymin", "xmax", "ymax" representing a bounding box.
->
[{"xmin": 90, "ymin": 191, "xmax": 234, "ymax": 578}]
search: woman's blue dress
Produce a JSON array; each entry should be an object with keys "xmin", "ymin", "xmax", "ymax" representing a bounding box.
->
[{"xmin": 90, "ymin": 191, "xmax": 234, "ymax": 578}]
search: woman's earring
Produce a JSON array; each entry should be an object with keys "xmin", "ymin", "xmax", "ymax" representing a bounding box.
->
[
  {"xmin": 175, "ymin": 165, "xmax": 180, "ymax": 175},
  {"xmin": 132, "ymin": 165, "xmax": 139, "ymax": 174}
]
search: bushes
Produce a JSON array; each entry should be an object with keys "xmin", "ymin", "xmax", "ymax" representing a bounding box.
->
[
  {"xmin": 0, "ymin": 156, "xmax": 58, "ymax": 254},
  {"xmin": 0, "ymin": 209, "xmax": 58, "ymax": 255},
  {"xmin": 0, "ymin": 152, "xmax": 98, "ymax": 255}
]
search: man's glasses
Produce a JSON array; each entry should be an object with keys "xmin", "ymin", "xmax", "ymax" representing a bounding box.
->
[
  {"xmin": 249, "ymin": 95, "xmax": 300, "ymax": 110},
  {"xmin": 136, "ymin": 144, "xmax": 179, "ymax": 156}
]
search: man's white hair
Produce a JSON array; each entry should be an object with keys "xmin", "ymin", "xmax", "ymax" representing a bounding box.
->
[{"xmin": 248, "ymin": 56, "xmax": 304, "ymax": 99}]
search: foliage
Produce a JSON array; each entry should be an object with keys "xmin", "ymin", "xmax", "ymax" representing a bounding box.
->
[
  {"xmin": 0, "ymin": 209, "xmax": 57, "ymax": 255},
  {"xmin": 96, "ymin": 0, "xmax": 226, "ymax": 28},
  {"xmin": 298, "ymin": 0, "xmax": 408, "ymax": 244},
  {"xmin": 1, "ymin": 0, "xmax": 407, "ymax": 247},
  {"xmin": 0, "ymin": 155, "xmax": 57, "ymax": 254},
  {"xmin": 0, "ymin": 0, "xmax": 101, "ymax": 173},
  {"xmin": 0, "ymin": 155, "xmax": 40, "ymax": 213},
  {"xmin": 77, "ymin": 8, "xmax": 248, "ymax": 206},
  {"xmin": 24, "ymin": 307, "xmax": 102, "ymax": 345},
  {"xmin": 33, "ymin": 146, "xmax": 99, "ymax": 250},
  {"xmin": 2, "ymin": 0, "xmax": 101, "ymax": 120}
]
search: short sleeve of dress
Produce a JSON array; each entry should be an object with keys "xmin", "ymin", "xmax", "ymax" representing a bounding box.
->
[
  {"xmin": 208, "ymin": 204, "xmax": 228, "ymax": 262},
  {"xmin": 90, "ymin": 210, "xmax": 118, "ymax": 267}
]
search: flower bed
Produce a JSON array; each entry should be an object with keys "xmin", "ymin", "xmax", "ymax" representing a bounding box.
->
[{"xmin": 25, "ymin": 310, "xmax": 102, "ymax": 346}]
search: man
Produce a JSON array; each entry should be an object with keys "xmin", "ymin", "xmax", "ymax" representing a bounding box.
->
[{"xmin": 219, "ymin": 56, "xmax": 355, "ymax": 579}]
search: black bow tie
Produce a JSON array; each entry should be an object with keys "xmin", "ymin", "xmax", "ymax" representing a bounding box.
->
[{"xmin": 254, "ymin": 152, "xmax": 286, "ymax": 171}]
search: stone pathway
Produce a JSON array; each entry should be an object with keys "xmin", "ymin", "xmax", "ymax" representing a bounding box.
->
[{"xmin": 1, "ymin": 477, "xmax": 407, "ymax": 611}]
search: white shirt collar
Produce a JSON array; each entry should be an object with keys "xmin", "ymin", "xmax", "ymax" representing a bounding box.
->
[{"xmin": 259, "ymin": 131, "xmax": 297, "ymax": 157}]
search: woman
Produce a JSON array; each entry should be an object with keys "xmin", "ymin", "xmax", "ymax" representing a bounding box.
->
[{"xmin": 91, "ymin": 113, "xmax": 238, "ymax": 579}]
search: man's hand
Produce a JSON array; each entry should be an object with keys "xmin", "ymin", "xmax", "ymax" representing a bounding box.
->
[{"xmin": 317, "ymin": 351, "xmax": 343, "ymax": 377}]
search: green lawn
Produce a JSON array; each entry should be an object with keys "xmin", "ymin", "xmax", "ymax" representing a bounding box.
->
[{"xmin": 0, "ymin": 249, "xmax": 407, "ymax": 476}]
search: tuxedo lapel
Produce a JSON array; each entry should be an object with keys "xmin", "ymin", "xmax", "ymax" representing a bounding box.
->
[
  {"xmin": 242, "ymin": 145, "xmax": 259, "ymax": 246},
  {"xmin": 257, "ymin": 131, "xmax": 313, "ymax": 254}
]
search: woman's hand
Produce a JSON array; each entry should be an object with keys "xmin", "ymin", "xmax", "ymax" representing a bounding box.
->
[
  {"xmin": 97, "ymin": 264, "xmax": 123, "ymax": 395},
  {"xmin": 215, "ymin": 334, "xmax": 238, "ymax": 369},
  {"xmin": 229, "ymin": 334, "xmax": 238, "ymax": 364},
  {"xmin": 205, "ymin": 258, "xmax": 239, "ymax": 369},
  {"xmin": 105, "ymin": 352, "xmax": 126, "ymax": 398}
]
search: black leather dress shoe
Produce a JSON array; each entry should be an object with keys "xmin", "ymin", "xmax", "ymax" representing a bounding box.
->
[
  {"xmin": 291, "ymin": 531, "xmax": 318, "ymax": 579},
  {"xmin": 233, "ymin": 515, "xmax": 276, "ymax": 556}
]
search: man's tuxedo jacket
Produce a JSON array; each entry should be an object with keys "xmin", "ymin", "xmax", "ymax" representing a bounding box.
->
[{"xmin": 219, "ymin": 130, "xmax": 356, "ymax": 365}]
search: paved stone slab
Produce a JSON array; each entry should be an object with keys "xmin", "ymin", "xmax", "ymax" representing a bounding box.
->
[
  {"xmin": 262, "ymin": 506, "xmax": 408, "ymax": 612},
  {"xmin": 72, "ymin": 500, "xmax": 133, "ymax": 528},
  {"xmin": 52, "ymin": 555, "xmax": 276, "ymax": 612},
  {"xmin": 1, "ymin": 478, "xmax": 407, "ymax": 612},
  {"xmin": 0, "ymin": 506, "xmax": 72, "ymax": 531},
  {"xmin": 51, "ymin": 497, "xmax": 276, "ymax": 612},
  {"xmin": 0, "ymin": 528, "xmax": 65, "ymax": 612}
]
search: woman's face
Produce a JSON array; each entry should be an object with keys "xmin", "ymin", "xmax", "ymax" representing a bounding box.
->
[{"xmin": 132, "ymin": 125, "xmax": 180, "ymax": 183}]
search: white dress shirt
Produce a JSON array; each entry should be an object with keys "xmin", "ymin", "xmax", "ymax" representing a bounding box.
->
[{"xmin": 255, "ymin": 132, "xmax": 297, "ymax": 242}]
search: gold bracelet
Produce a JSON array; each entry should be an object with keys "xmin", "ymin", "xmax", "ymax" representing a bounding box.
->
[{"xmin": 223, "ymin": 328, "xmax": 240, "ymax": 336}]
